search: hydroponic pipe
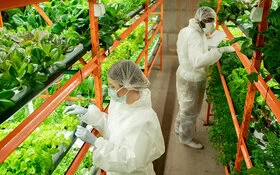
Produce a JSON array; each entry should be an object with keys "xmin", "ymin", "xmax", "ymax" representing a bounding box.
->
[
  {"xmin": 147, "ymin": 41, "xmax": 162, "ymax": 77},
  {"xmin": 148, "ymin": 38, "xmax": 160, "ymax": 64},
  {"xmin": 135, "ymin": 21, "xmax": 162, "ymax": 65},
  {"xmin": 127, "ymin": 0, "xmax": 157, "ymax": 19},
  {"xmin": 0, "ymin": 43, "xmax": 89, "ymax": 124},
  {"xmin": 148, "ymin": 15, "xmax": 160, "ymax": 36}
]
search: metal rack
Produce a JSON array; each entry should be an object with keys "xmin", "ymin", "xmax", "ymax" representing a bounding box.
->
[
  {"xmin": 0, "ymin": 0, "xmax": 164, "ymax": 174},
  {"xmin": 206, "ymin": 0, "xmax": 280, "ymax": 173}
]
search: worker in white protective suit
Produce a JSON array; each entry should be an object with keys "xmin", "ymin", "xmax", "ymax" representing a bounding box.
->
[
  {"xmin": 175, "ymin": 7, "xmax": 235, "ymax": 149},
  {"xmin": 64, "ymin": 60, "xmax": 165, "ymax": 175}
]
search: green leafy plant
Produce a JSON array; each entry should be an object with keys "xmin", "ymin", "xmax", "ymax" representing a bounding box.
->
[
  {"xmin": 206, "ymin": 65, "xmax": 238, "ymax": 167},
  {"xmin": 261, "ymin": 7, "xmax": 280, "ymax": 83},
  {"xmin": 0, "ymin": 100, "xmax": 80, "ymax": 174},
  {"xmin": 216, "ymin": 0, "xmax": 255, "ymax": 25}
]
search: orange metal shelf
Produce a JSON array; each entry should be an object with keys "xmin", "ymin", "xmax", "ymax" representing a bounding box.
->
[
  {"xmin": 212, "ymin": 0, "xmax": 279, "ymax": 173},
  {"xmin": 65, "ymin": 1, "xmax": 163, "ymax": 173},
  {"xmin": 221, "ymin": 24, "xmax": 280, "ymax": 121},
  {"xmin": 216, "ymin": 62, "xmax": 253, "ymax": 169},
  {"xmin": 0, "ymin": 56, "xmax": 98, "ymax": 163},
  {"xmin": 0, "ymin": 0, "xmax": 47, "ymax": 11},
  {"xmin": 135, "ymin": 21, "xmax": 162, "ymax": 64},
  {"xmin": 0, "ymin": 12, "xmax": 3, "ymax": 27},
  {"xmin": 0, "ymin": 0, "xmax": 164, "ymax": 174}
]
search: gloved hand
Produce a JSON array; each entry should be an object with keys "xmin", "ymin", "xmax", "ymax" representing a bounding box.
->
[
  {"xmin": 75, "ymin": 125, "xmax": 97, "ymax": 146},
  {"xmin": 63, "ymin": 105, "xmax": 88, "ymax": 115},
  {"xmin": 218, "ymin": 46, "xmax": 235, "ymax": 53}
]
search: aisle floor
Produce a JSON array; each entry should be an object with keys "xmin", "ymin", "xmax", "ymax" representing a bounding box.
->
[{"xmin": 149, "ymin": 54, "xmax": 225, "ymax": 175}]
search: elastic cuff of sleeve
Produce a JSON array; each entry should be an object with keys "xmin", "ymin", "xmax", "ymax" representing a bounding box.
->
[
  {"xmin": 80, "ymin": 104, "xmax": 100, "ymax": 123},
  {"xmin": 95, "ymin": 137, "xmax": 104, "ymax": 148}
]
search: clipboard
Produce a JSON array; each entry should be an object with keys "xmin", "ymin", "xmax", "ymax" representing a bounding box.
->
[{"xmin": 207, "ymin": 30, "xmax": 226, "ymax": 49}]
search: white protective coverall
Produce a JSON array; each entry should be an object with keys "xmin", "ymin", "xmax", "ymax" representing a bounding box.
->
[
  {"xmin": 175, "ymin": 18, "xmax": 223, "ymax": 144},
  {"xmin": 81, "ymin": 88, "xmax": 165, "ymax": 175}
]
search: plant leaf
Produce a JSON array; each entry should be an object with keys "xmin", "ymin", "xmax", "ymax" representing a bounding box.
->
[{"xmin": 247, "ymin": 72, "xmax": 258, "ymax": 84}]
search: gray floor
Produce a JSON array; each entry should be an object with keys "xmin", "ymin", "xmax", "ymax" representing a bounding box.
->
[{"xmin": 149, "ymin": 54, "xmax": 225, "ymax": 175}]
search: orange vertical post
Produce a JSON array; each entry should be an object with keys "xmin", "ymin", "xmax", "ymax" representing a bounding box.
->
[
  {"xmin": 159, "ymin": 0, "xmax": 163, "ymax": 71},
  {"xmin": 205, "ymin": 0, "xmax": 222, "ymax": 125},
  {"xmin": 88, "ymin": 0, "xmax": 103, "ymax": 111},
  {"xmin": 0, "ymin": 12, "xmax": 3, "ymax": 28},
  {"xmin": 204, "ymin": 103, "xmax": 214, "ymax": 125},
  {"xmin": 216, "ymin": 0, "xmax": 222, "ymax": 30},
  {"xmin": 234, "ymin": 0, "xmax": 272, "ymax": 171},
  {"xmin": 144, "ymin": 0, "xmax": 149, "ymax": 76},
  {"xmin": 66, "ymin": 1, "xmax": 104, "ymax": 173}
]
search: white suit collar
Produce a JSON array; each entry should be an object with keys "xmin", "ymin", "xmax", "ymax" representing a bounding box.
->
[{"xmin": 112, "ymin": 88, "xmax": 152, "ymax": 108}]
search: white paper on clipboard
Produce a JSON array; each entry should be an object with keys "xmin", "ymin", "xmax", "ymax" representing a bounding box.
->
[{"xmin": 207, "ymin": 30, "xmax": 226, "ymax": 49}]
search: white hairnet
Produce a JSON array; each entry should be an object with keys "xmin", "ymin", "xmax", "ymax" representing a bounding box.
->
[
  {"xmin": 194, "ymin": 6, "xmax": 216, "ymax": 22},
  {"xmin": 107, "ymin": 60, "xmax": 150, "ymax": 90}
]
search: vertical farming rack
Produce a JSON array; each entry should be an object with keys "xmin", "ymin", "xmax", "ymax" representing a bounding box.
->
[
  {"xmin": 0, "ymin": 0, "xmax": 164, "ymax": 174},
  {"xmin": 206, "ymin": 0, "xmax": 280, "ymax": 173}
]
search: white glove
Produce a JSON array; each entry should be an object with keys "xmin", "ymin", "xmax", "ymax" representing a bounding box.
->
[
  {"xmin": 218, "ymin": 46, "xmax": 235, "ymax": 53},
  {"xmin": 63, "ymin": 105, "xmax": 88, "ymax": 115},
  {"xmin": 75, "ymin": 126, "xmax": 97, "ymax": 145}
]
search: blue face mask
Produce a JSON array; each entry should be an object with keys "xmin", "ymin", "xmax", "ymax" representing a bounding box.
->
[{"xmin": 108, "ymin": 87, "xmax": 128, "ymax": 103}]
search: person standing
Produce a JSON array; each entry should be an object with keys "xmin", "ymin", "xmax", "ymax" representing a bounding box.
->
[
  {"xmin": 64, "ymin": 60, "xmax": 165, "ymax": 174},
  {"xmin": 175, "ymin": 7, "xmax": 235, "ymax": 149}
]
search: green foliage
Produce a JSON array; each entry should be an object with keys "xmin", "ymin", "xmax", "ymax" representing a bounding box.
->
[
  {"xmin": 203, "ymin": 1, "xmax": 280, "ymax": 173},
  {"xmin": 230, "ymin": 36, "xmax": 255, "ymax": 59},
  {"xmin": 0, "ymin": 0, "xmax": 160, "ymax": 173},
  {"xmin": 0, "ymin": 27, "xmax": 83, "ymax": 91},
  {"xmin": 2, "ymin": 0, "xmax": 146, "ymax": 50},
  {"xmin": 101, "ymin": 24, "xmax": 145, "ymax": 86},
  {"xmin": 53, "ymin": 146, "xmax": 94, "ymax": 175},
  {"xmin": 247, "ymin": 72, "xmax": 258, "ymax": 84},
  {"xmin": 0, "ymin": 100, "xmax": 80, "ymax": 174},
  {"xmin": 246, "ymin": 131, "xmax": 280, "ymax": 175},
  {"xmin": 227, "ymin": 68, "xmax": 248, "ymax": 115},
  {"xmin": 219, "ymin": 41, "xmax": 243, "ymax": 77},
  {"xmin": 0, "ymin": 26, "xmax": 85, "ymax": 114},
  {"xmin": 206, "ymin": 65, "xmax": 238, "ymax": 166},
  {"xmin": 199, "ymin": 0, "xmax": 217, "ymax": 10},
  {"xmin": 262, "ymin": 7, "xmax": 280, "ymax": 84},
  {"xmin": 217, "ymin": 0, "xmax": 255, "ymax": 25},
  {"xmin": 0, "ymin": 90, "xmax": 15, "ymax": 113}
]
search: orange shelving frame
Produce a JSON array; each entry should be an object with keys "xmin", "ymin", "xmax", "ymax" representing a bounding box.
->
[
  {"xmin": 211, "ymin": 0, "xmax": 280, "ymax": 173},
  {"xmin": 0, "ymin": 0, "xmax": 164, "ymax": 174},
  {"xmin": 0, "ymin": 0, "xmax": 47, "ymax": 11},
  {"xmin": 65, "ymin": 1, "xmax": 163, "ymax": 173},
  {"xmin": 0, "ymin": 1, "xmax": 53, "ymax": 27},
  {"xmin": 0, "ymin": 12, "xmax": 3, "ymax": 27}
]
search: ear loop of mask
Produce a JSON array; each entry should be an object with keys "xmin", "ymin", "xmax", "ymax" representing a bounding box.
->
[{"xmin": 116, "ymin": 87, "xmax": 129, "ymax": 97}]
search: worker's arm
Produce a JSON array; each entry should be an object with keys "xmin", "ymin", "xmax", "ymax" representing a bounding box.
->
[
  {"xmin": 188, "ymin": 32, "xmax": 222, "ymax": 69},
  {"xmin": 81, "ymin": 104, "xmax": 108, "ymax": 135}
]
